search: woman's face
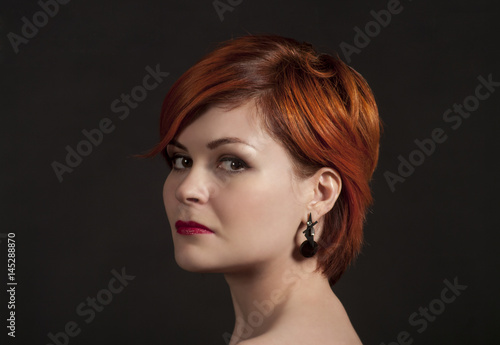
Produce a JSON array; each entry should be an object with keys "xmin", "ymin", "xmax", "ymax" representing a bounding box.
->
[{"xmin": 163, "ymin": 101, "xmax": 312, "ymax": 274}]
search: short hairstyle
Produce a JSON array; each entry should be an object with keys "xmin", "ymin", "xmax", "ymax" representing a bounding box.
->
[{"xmin": 147, "ymin": 35, "xmax": 381, "ymax": 285}]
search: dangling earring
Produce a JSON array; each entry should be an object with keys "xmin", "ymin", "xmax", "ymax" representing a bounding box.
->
[{"xmin": 300, "ymin": 213, "xmax": 318, "ymax": 258}]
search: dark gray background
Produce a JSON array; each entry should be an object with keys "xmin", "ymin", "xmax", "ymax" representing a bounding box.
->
[{"xmin": 1, "ymin": 0, "xmax": 499, "ymax": 344}]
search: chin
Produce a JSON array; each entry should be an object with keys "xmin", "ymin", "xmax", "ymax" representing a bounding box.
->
[
  {"xmin": 175, "ymin": 257, "xmax": 207, "ymax": 272},
  {"xmin": 174, "ymin": 249, "xmax": 218, "ymax": 273},
  {"xmin": 174, "ymin": 250, "xmax": 248, "ymax": 274}
]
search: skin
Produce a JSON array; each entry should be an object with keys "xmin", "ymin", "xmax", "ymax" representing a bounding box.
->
[{"xmin": 163, "ymin": 100, "xmax": 362, "ymax": 344}]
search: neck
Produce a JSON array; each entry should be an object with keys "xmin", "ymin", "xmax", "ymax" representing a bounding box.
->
[{"xmin": 224, "ymin": 257, "xmax": 333, "ymax": 344}]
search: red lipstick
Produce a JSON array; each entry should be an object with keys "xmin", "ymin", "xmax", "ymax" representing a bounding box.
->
[{"xmin": 175, "ymin": 220, "xmax": 214, "ymax": 235}]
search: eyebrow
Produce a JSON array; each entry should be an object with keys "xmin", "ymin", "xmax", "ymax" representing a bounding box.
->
[
  {"xmin": 167, "ymin": 137, "xmax": 256, "ymax": 151},
  {"xmin": 206, "ymin": 137, "xmax": 256, "ymax": 150},
  {"xmin": 167, "ymin": 140, "xmax": 188, "ymax": 151}
]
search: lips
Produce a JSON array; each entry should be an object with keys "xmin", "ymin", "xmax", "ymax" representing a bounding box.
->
[{"xmin": 175, "ymin": 220, "xmax": 214, "ymax": 235}]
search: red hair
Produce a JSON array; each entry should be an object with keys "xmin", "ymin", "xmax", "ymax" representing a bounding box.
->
[{"xmin": 147, "ymin": 35, "xmax": 381, "ymax": 285}]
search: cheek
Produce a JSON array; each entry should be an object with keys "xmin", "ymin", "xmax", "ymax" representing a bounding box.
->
[{"xmin": 217, "ymin": 175, "xmax": 302, "ymax": 244}]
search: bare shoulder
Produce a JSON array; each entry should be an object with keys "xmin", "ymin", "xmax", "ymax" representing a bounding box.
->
[
  {"xmin": 233, "ymin": 327, "xmax": 362, "ymax": 345},
  {"xmin": 243, "ymin": 296, "xmax": 362, "ymax": 344},
  {"xmin": 235, "ymin": 339, "xmax": 267, "ymax": 345},
  {"xmin": 233, "ymin": 288, "xmax": 362, "ymax": 344},
  {"xmin": 235, "ymin": 335, "xmax": 278, "ymax": 345},
  {"xmin": 235, "ymin": 336, "xmax": 361, "ymax": 345}
]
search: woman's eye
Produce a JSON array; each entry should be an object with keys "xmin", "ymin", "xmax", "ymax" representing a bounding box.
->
[
  {"xmin": 171, "ymin": 155, "xmax": 192, "ymax": 170},
  {"xmin": 218, "ymin": 157, "xmax": 248, "ymax": 172}
]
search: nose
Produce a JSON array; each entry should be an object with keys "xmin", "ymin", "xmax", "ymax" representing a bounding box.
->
[{"xmin": 174, "ymin": 167, "xmax": 212, "ymax": 205}]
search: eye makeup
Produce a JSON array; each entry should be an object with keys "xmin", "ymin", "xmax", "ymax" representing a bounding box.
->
[{"xmin": 167, "ymin": 153, "xmax": 250, "ymax": 174}]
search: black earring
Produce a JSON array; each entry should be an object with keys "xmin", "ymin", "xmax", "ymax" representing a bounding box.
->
[{"xmin": 300, "ymin": 213, "xmax": 318, "ymax": 258}]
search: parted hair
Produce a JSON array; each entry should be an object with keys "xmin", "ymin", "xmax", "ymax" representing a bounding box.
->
[{"xmin": 147, "ymin": 35, "xmax": 381, "ymax": 285}]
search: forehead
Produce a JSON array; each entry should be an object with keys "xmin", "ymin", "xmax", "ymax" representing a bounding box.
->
[{"xmin": 176, "ymin": 101, "xmax": 269, "ymax": 148}]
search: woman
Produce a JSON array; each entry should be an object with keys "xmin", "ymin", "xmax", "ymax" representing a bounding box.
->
[{"xmin": 147, "ymin": 35, "xmax": 381, "ymax": 344}]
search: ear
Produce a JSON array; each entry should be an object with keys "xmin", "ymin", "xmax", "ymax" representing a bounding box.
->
[{"xmin": 306, "ymin": 167, "xmax": 342, "ymax": 220}]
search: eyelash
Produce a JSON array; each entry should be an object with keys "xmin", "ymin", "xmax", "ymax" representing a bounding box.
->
[{"xmin": 166, "ymin": 153, "xmax": 249, "ymax": 174}]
